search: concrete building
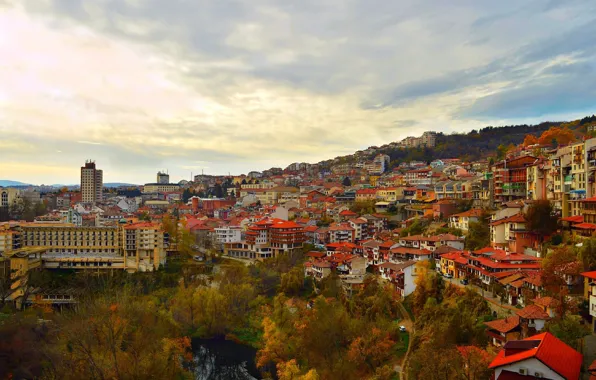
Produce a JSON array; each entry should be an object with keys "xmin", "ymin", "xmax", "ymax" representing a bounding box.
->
[
  {"xmin": 81, "ymin": 160, "xmax": 103, "ymax": 203},
  {"xmin": 0, "ymin": 187, "xmax": 21, "ymax": 208},
  {"xmin": 0, "ymin": 221, "xmax": 166, "ymax": 272},
  {"xmin": 143, "ymin": 183, "xmax": 180, "ymax": 193},
  {"xmin": 156, "ymin": 171, "xmax": 170, "ymax": 184}
]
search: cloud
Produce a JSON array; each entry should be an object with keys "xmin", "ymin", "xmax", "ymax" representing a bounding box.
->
[
  {"xmin": 77, "ymin": 140, "xmax": 103, "ymax": 145},
  {"xmin": 1, "ymin": 0, "xmax": 596, "ymax": 183}
]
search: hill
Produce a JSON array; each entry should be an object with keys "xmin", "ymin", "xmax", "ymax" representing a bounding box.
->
[
  {"xmin": 316, "ymin": 115, "xmax": 596, "ymax": 169},
  {"xmin": 0, "ymin": 180, "xmax": 31, "ymax": 187}
]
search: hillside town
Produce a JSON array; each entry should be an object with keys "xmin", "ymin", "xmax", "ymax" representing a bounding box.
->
[{"xmin": 4, "ymin": 124, "xmax": 596, "ymax": 379}]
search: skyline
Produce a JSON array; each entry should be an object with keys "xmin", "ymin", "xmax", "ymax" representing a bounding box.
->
[{"xmin": 2, "ymin": 0, "xmax": 596, "ymax": 184}]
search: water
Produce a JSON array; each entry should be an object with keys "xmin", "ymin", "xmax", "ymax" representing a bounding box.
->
[{"xmin": 192, "ymin": 338, "xmax": 261, "ymax": 380}]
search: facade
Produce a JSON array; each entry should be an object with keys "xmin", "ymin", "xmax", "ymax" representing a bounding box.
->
[
  {"xmin": 156, "ymin": 171, "xmax": 170, "ymax": 184},
  {"xmin": 238, "ymin": 218, "xmax": 306, "ymax": 260},
  {"xmin": 448, "ymin": 208, "xmax": 482, "ymax": 232},
  {"xmin": 143, "ymin": 183, "xmax": 180, "ymax": 193},
  {"xmin": 0, "ymin": 187, "xmax": 21, "ymax": 208},
  {"xmin": 491, "ymin": 156, "xmax": 537, "ymax": 205},
  {"xmin": 80, "ymin": 160, "xmax": 103, "ymax": 203},
  {"xmin": 0, "ymin": 221, "xmax": 166, "ymax": 272}
]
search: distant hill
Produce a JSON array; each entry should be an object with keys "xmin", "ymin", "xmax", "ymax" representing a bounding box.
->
[
  {"xmin": 0, "ymin": 180, "xmax": 32, "ymax": 187},
  {"xmin": 104, "ymin": 183, "xmax": 138, "ymax": 188},
  {"xmin": 317, "ymin": 116, "xmax": 596, "ymax": 169}
]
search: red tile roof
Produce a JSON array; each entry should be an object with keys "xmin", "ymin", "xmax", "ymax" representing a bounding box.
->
[
  {"xmin": 484, "ymin": 316, "xmax": 521, "ymax": 333},
  {"xmin": 489, "ymin": 332, "xmax": 582, "ymax": 380},
  {"xmin": 560, "ymin": 215, "xmax": 584, "ymax": 223},
  {"xmin": 574, "ymin": 222, "xmax": 596, "ymax": 230},
  {"xmin": 451, "ymin": 208, "xmax": 483, "ymax": 218},
  {"xmin": 516, "ymin": 304, "xmax": 549, "ymax": 320}
]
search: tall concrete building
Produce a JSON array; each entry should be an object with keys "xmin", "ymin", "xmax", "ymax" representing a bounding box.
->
[
  {"xmin": 81, "ymin": 160, "xmax": 103, "ymax": 203},
  {"xmin": 156, "ymin": 171, "xmax": 170, "ymax": 184}
]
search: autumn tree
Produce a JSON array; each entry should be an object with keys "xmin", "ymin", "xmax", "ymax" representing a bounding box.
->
[
  {"xmin": 44, "ymin": 294, "xmax": 192, "ymax": 379},
  {"xmin": 522, "ymin": 134, "xmax": 539, "ymax": 147},
  {"xmin": 277, "ymin": 359, "xmax": 320, "ymax": 380},
  {"xmin": 538, "ymin": 126, "xmax": 576, "ymax": 147},
  {"xmin": 347, "ymin": 328, "xmax": 395, "ymax": 374}
]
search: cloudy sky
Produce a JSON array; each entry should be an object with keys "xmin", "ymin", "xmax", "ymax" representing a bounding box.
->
[{"xmin": 1, "ymin": 0, "xmax": 595, "ymax": 185}]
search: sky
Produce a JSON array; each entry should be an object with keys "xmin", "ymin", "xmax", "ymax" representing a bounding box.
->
[{"xmin": 1, "ymin": 0, "xmax": 596, "ymax": 185}]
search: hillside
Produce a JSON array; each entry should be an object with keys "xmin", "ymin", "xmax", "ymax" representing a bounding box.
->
[
  {"xmin": 0, "ymin": 180, "xmax": 31, "ymax": 187},
  {"xmin": 317, "ymin": 115, "xmax": 596, "ymax": 169}
]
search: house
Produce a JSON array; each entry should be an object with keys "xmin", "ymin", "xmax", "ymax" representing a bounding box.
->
[
  {"xmin": 489, "ymin": 332, "xmax": 582, "ymax": 380},
  {"xmin": 516, "ymin": 305, "xmax": 549, "ymax": 337},
  {"xmin": 449, "ymin": 208, "xmax": 483, "ymax": 232},
  {"xmin": 378, "ymin": 260, "xmax": 418, "ymax": 298},
  {"xmin": 348, "ymin": 217, "xmax": 369, "ymax": 241},
  {"xmin": 485, "ymin": 316, "xmax": 521, "ymax": 347},
  {"xmin": 581, "ymin": 270, "xmax": 596, "ymax": 333},
  {"xmin": 328, "ymin": 223, "xmax": 355, "ymax": 243}
]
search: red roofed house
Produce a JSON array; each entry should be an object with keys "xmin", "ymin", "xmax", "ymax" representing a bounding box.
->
[
  {"xmin": 490, "ymin": 213, "xmax": 541, "ymax": 254},
  {"xmin": 485, "ymin": 316, "xmax": 521, "ymax": 347},
  {"xmin": 489, "ymin": 332, "xmax": 582, "ymax": 380},
  {"xmin": 328, "ymin": 223, "xmax": 355, "ymax": 243},
  {"xmin": 516, "ymin": 304, "xmax": 549, "ymax": 336}
]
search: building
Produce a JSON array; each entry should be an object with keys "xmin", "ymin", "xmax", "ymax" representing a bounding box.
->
[
  {"xmin": 0, "ymin": 221, "xmax": 166, "ymax": 273},
  {"xmin": 488, "ymin": 332, "xmax": 582, "ymax": 380},
  {"xmin": 156, "ymin": 171, "xmax": 170, "ymax": 184},
  {"xmin": 143, "ymin": 183, "xmax": 180, "ymax": 193},
  {"xmin": 448, "ymin": 208, "xmax": 483, "ymax": 232},
  {"xmin": 0, "ymin": 187, "xmax": 21, "ymax": 209},
  {"xmin": 491, "ymin": 156, "xmax": 537, "ymax": 205},
  {"xmin": 80, "ymin": 160, "xmax": 103, "ymax": 203},
  {"xmin": 581, "ymin": 270, "xmax": 596, "ymax": 333},
  {"xmin": 235, "ymin": 218, "xmax": 306, "ymax": 260}
]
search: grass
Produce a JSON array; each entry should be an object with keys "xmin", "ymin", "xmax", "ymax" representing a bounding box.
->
[{"xmin": 395, "ymin": 332, "xmax": 410, "ymax": 358}]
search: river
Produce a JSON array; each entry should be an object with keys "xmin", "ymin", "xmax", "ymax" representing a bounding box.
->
[{"xmin": 191, "ymin": 338, "xmax": 262, "ymax": 380}]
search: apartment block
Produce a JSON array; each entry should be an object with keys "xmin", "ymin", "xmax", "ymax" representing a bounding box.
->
[{"xmin": 81, "ymin": 160, "xmax": 103, "ymax": 203}]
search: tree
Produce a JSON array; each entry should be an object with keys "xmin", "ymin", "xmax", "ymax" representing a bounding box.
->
[
  {"xmin": 342, "ymin": 177, "xmax": 352, "ymax": 187},
  {"xmin": 522, "ymin": 134, "xmax": 539, "ymax": 147},
  {"xmin": 277, "ymin": 360, "xmax": 320, "ymax": 380},
  {"xmin": 280, "ymin": 267, "xmax": 304, "ymax": 296},
  {"xmin": 525, "ymin": 200, "xmax": 558, "ymax": 243},
  {"xmin": 347, "ymin": 328, "xmax": 395, "ymax": 373},
  {"xmin": 465, "ymin": 213, "xmax": 490, "ymax": 250},
  {"xmin": 580, "ymin": 237, "xmax": 596, "ymax": 271},
  {"xmin": 545, "ymin": 314, "xmax": 589, "ymax": 351},
  {"xmin": 538, "ymin": 126, "xmax": 576, "ymax": 147}
]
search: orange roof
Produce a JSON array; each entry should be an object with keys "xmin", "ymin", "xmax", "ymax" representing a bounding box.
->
[
  {"xmin": 484, "ymin": 316, "xmax": 520, "ymax": 333},
  {"xmin": 533, "ymin": 296, "xmax": 559, "ymax": 308},
  {"xmin": 489, "ymin": 332, "xmax": 582, "ymax": 380},
  {"xmin": 451, "ymin": 208, "xmax": 483, "ymax": 218},
  {"xmin": 516, "ymin": 304, "xmax": 549, "ymax": 320}
]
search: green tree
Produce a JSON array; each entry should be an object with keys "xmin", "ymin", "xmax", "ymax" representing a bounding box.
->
[
  {"xmin": 579, "ymin": 237, "xmax": 596, "ymax": 271},
  {"xmin": 465, "ymin": 211, "xmax": 490, "ymax": 250},
  {"xmin": 525, "ymin": 200, "xmax": 558, "ymax": 243},
  {"xmin": 546, "ymin": 314, "xmax": 589, "ymax": 351}
]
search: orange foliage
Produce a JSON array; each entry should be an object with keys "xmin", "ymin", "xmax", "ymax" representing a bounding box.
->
[
  {"xmin": 538, "ymin": 126, "xmax": 576, "ymax": 146},
  {"xmin": 256, "ymin": 317, "xmax": 288, "ymax": 369},
  {"xmin": 522, "ymin": 134, "xmax": 539, "ymax": 147},
  {"xmin": 277, "ymin": 360, "xmax": 320, "ymax": 380},
  {"xmin": 347, "ymin": 328, "xmax": 395, "ymax": 372}
]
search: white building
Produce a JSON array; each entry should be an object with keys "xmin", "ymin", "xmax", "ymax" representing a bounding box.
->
[{"xmin": 214, "ymin": 226, "xmax": 243, "ymax": 244}]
